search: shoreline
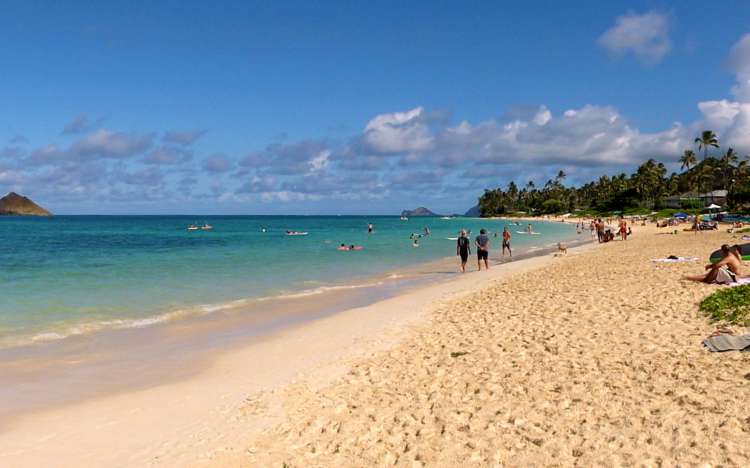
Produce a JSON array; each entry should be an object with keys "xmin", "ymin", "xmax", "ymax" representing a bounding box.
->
[
  {"xmin": 0, "ymin": 218, "xmax": 579, "ymax": 352},
  {"xmin": 0, "ymin": 235, "xmax": 594, "ymax": 466},
  {"xmin": 0, "ymin": 233, "xmax": 586, "ymax": 426}
]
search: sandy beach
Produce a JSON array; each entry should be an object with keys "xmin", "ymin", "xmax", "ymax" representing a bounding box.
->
[{"xmin": 2, "ymin": 224, "xmax": 750, "ymax": 466}]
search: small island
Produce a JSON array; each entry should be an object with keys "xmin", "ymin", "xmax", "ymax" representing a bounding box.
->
[
  {"xmin": 0, "ymin": 192, "xmax": 52, "ymax": 216},
  {"xmin": 400, "ymin": 207, "xmax": 439, "ymax": 217}
]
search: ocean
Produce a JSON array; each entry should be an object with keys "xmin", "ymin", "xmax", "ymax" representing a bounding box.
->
[{"xmin": 0, "ymin": 215, "xmax": 580, "ymax": 348}]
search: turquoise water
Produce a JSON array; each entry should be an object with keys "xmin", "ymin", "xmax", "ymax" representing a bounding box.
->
[{"xmin": 0, "ymin": 215, "xmax": 578, "ymax": 345}]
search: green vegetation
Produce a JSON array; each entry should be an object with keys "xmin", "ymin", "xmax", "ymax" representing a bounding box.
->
[
  {"xmin": 477, "ymin": 131, "xmax": 750, "ymax": 217},
  {"xmin": 699, "ymin": 285, "xmax": 750, "ymax": 326}
]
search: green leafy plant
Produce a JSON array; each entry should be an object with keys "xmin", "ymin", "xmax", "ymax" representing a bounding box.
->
[{"xmin": 699, "ymin": 285, "xmax": 750, "ymax": 325}]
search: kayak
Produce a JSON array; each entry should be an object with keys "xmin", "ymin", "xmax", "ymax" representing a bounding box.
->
[{"xmin": 516, "ymin": 231, "xmax": 541, "ymax": 235}]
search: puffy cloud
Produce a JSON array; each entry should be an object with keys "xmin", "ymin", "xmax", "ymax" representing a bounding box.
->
[
  {"xmin": 308, "ymin": 150, "xmax": 330, "ymax": 172},
  {"xmin": 163, "ymin": 130, "xmax": 206, "ymax": 146},
  {"xmin": 361, "ymin": 107, "xmax": 433, "ymax": 154},
  {"xmin": 692, "ymin": 34, "xmax": 750, "ymax": 154},
  {"xmin": 238, "ymin": 140, "xmax": 330, "ymax": 175},
  {"xmin": 70, "ymin": 129, "xmax": 155, "ymax": 159},
  {"xmin": 143, "ymin": 146, "xmax": 193, "ymax": 165},
  {"xmin": 202, "ymin": 154, "xmax": 233, "ymax": 173},
  {"xmin": 29, "ymin": 144, "xmax": 65, "ymax": 164},
  {"xmin": 598, "ymin": 11, "xmax": 671, "ymax": 64},
  {"xmin": 728, "ymin": 33, "xmax": 750, "ymax": 101}
]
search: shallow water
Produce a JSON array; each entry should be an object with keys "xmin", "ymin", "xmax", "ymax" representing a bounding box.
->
[{"xmin": 0, "ymin": 215, "xmax": 579, "ymax": 347}]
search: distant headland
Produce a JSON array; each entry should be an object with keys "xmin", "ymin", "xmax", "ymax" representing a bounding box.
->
[{"xmin": 0, "ymin": 192, "xmax": 52, "ymax": 216}]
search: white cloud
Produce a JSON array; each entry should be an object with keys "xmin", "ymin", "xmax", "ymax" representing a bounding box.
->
[
  {"xmin": 202, "ymin": 154, "xmax": 233, "ymax": 173},
  {"xmin": 163, "ymin": 130, "xmax": 206, "ymax": 146},
  {"xmin": 728, "ymin": 33, "xmax": 750, "ymax": 101},
  {"xmin": 71, "ymin": 129, "xmax": 154, "ymax": 159},
  {"xmin": 598, "ymin": 11, "xmax": 671, "ymax": 64},
  {"xmin": 144, "ymin": 146, "xmax": 192, "ymax": 165},
  {"xmin": 308, "ymin": 150, "xmax": 330, "ymax": 172},
  {"xmin": 361, "ymin": 107, "xmax": 433, "ymax": 154},
  {"xmin": 692, "ymin": 34, "xmax": 750, "ymax": 154},
  {"xmin": 260, "ymin": 191, "xmax": 321, "ymax": 202}
]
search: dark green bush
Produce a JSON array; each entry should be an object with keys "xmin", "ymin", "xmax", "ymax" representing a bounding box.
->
[
  {"xmin": 680, "ymin": 198, "xmax": 703, "ymax": 210},
  {"xmin": 699, "ymin": 285, "xmax": 750, "ymax": 325}
]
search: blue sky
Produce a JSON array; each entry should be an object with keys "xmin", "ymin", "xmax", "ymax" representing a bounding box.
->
[{"xmin": 1, "ymin": 1, "xmax": 750, "ymax": 214}]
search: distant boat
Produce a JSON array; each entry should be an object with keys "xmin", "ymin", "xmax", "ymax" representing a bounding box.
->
[
  {"xmin": 200, "ymin": 224, "xmax": 213, "ymax": 230},
  {"xmin": 400, "ymin": 216, "xmax": 408, "ymax": 221},
  {"xmin": 440, "ymin": 216, "xmax": 453, "ymax": 220},
  {"xmin": 187, "ymin": 224, "xmax": 199, "ymax": 231},
  {"xmin": 286, "ymin": 231, "xmax": 308, "ymax": 236}
]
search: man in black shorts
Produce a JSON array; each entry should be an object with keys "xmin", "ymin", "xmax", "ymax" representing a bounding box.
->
[
  {"xmin": 456, "ymin": 230, "xmax": 471, "ymax": 273},
  {"xmin": 475, "ymin": 228, "xmax": 490, "ymax": 270}
]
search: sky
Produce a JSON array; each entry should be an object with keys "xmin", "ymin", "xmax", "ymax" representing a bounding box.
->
[{"xmin": 1, "ymin": 1, "xmax": 750, "ymax": 215}]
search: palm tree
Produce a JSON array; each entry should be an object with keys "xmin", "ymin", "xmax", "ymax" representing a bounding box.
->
[
  {"xmin": 679, "ymin": 149, "xmax": 697, "ymax": 172},
  {"xmin": 720, "ymin": 148, "xmax": 739, "ymax": 189},
  {"xmin": 721, "ymin": 147, "xmax": 739, "ymax": 166},
  {"xmin": 556, "ymin": 170, "xmax": 567, "ymax": 182},
  {"xmin": 694, "ymin": 130, "xmax": 719, "ymax": 160},
  {"xmin": 698, "ymin": 164, "xmax": 715, "ymax": 194}
]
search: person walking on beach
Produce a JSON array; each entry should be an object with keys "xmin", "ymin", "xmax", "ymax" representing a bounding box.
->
[
  {"xmin": 619, "ymin": 218, "xmax": 628, "ymax": 241},
  {"xmin": 596, "ymin": 219, "xmax": 605, "ymax": 243},
  {"xmin": 476, "ymin": 228, "xmax": 490, "ymax": 270},
  {"xmin": 456, "ymin": 229, "xmax": 471, "ymax": 273},
  {"xmin": 501, "ymin": 227, "xmax": 512, "ymax": 258}
]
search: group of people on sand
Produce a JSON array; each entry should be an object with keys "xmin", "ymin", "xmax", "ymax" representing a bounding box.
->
[
  {"xmin": 685, "ymin": 244, "xmax": 745, "ymax": 284},
  {"xmin": 589, "ymin": 217, "xmax": 631, "ymax": 243},
  {"xmin": 455, "ymin": 227, "xmax": 512, "ymax": 273}
]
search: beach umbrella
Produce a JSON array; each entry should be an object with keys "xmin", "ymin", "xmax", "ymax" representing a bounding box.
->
[
  {"xmin": 673, "ymin": 212, "xmax": 688, "ymax": 219},
  {"xmin": 707, "ymin": 203, "xmax": 721, "ymax": 210}
]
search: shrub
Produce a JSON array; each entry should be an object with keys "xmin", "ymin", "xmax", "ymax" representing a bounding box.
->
[
  {"xmin": 541, "ymin": 199, "xmax": 565, "ymax": 214},
  {"xmin": 699, "ymin": 285, "xmax": 750, "ymax": 325},
  {"xmin": 680, "ymin": 198, "xmax": 703, "ymax": 210}
]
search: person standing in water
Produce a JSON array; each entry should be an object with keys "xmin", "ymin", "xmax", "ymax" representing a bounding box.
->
[
  {"xmin": 501, "ymin": 227, "xmax": 512, "ymax": 258},
  {"xmin": 475, "ymin": 228, "xmax": 490, "ymax": 270},
  {"xmin": 456, "ymin": 229, "xmax": 471, "ymax": 273},
  {"xmin": 526, "ymin": 223, "xmax": 533, "ymax": 234},
  {"xmin": 367, "ymin": 222, "xmax": 374, "ymax": 234}
]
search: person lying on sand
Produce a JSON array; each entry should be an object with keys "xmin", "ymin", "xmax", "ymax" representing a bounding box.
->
[{"xmin": 684, "ymin": 245, "xmax": 743, "ymax": 284}]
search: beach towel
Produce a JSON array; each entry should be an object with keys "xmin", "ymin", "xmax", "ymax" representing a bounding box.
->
[
  {"xmin": 728, "ymin": 277, "xmax": 750, "ymax": 287},
  {"xmin": 651, "ymin": 256, "xmax": 698, "ymax": 263},
  {"xmin": 703, "ymin": 334, "xmax": 750, "ymax": 352}
]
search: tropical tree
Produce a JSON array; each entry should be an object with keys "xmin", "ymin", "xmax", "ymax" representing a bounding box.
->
[
  {"xmin": 720, "ymin": 148, "xmax": 739, "ymax": 189},
  {"xmin": 679, "ymin": 149, "xmax": 697, "ymax": 172},
  {"xmin": 698, "ymin": 164, "xmax": 716, "ymax": 194},
  {"xmin": 556, "ymin": 170, "xmax": 567, "ymax": 184},
  {"xmin": 694, "ymin": 130, "xmax": 719, "ymax": 160}
]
